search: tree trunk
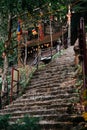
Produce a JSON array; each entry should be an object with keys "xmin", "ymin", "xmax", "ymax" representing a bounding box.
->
[
  {"xmin": 1, "ymin": 14, "xmax": 12, "ymax": 96},
  {"xmin": 1, "ymin": 56, "xmax": 8, "ymax": 96}
]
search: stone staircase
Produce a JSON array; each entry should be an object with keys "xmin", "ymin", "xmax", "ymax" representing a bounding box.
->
[{"xmin": 0, "ymin": 46, "xmax": 82, "ymax": 130}]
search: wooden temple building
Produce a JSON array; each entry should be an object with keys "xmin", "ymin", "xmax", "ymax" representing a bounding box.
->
[{"xmin": 17, "ymin": 18, "xmax": 67, "ymax": 67}]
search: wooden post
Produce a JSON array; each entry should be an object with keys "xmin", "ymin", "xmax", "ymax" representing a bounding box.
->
[
  {"xmin": 37, "ymin": 23, "xmax": 40, "ymax": 69},
  {"xmin": 49, "ymin": 16, "xmax": 53, "ymax": 57},
  {"xmin": 18, "ymin": 42, "xmax": 22, "ymax": 67},
  {"xmin": 10, "ymin": 68, "xmax": 19, "ymax": 103},
  {"xmin": 79, "ymin": 17, "xmax": 87, "ymax": 88},
  {"xmin": 24, "ymin": 45, "xmax": 27, "ymax": 66}
]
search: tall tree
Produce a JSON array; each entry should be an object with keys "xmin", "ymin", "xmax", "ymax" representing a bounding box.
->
[{"xmin": 0, "ymin": 0, "xmax": 23, "ymax": 96}]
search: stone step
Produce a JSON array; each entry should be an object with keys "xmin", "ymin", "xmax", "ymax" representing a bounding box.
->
[
  {"xmin": 2, "ymin": 87, "xmax": 79, "ymax": 110},
  {"xmin": 17, "ymin": 95, "xmax": 79, "ymax": 106},
  {"xmin": 32, "ymin": 67, "xmax": 74, "ymax": 75},
  {"xmin": 21, "ymin": 90, "xmax": 78, "ymax": 100},
  {"xmin": 8, "ymin": 113, "xmax": 77, "ymax": 129},
  {"xmin": 39, "ymin": 121, "xmax": 73, "ymax": 130},
  {"xmin": 3, "ymin": 102, "xmax": 73, "ymax": 114},
  {"xmin": 32, "ymin": 69, "xmax": 75, "ymax": 80},
  {"xmin": 1, "ymin": 107, "xmax": 68, "ymax": 117},
  {"xmin": 0, "ymin": 108, "xmax": 69, "ymax": 117},
  {"xmin": 9, "ymin": 112, "xmax": 81, "ymax": 123},
  {"xmin": 31, "ymin": 75, "xmax": 74, "ymax": 83},
  {"xmin": 8, "ymin": 113, "xmax": 72, "ymax": 122},
  {"xmin": 2, "ymin": 101, "xmax": 74, "ymax": 114},
  {"xmin": 9, "ymin": 116, "xmax": 73, "ymax": 130},
  {"xmin": 9, "ymin": 120, "xmax": 73, "ymax": 130},
  {"xmin": 11, "ymin": 93, "xmax": 78, "ymax": 106},
  {"xmin": 30, "ymin": 76, "xmax": 75, "ymax": 86},
  {"xmin": 26, "ymin": 80, "xmax": 76, "ymax": 92},
  {"xmin": 3, "ymin": 104, "xmax": 68, "ymax": 112},
  {"xmin": 28, "ymin": 79, "xmax": 76, "ymax": 91},
  {"xmin": 22, "ymin": 84, "xmax": 78, "ymax": 94},
  {"xmin": 34, "ymin": 64, "xmax": 74, "ymax": 74}
]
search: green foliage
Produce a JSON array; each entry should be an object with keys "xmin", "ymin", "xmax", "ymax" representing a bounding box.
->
[
  {"xmin": 0, "ymin": 0, "xmax": 87, "ymax": 76},
  {"xmin": 17, "ymin": 115, "xmax": 41, "ymax": 130},
  {"xmin": 52, "ymin": 50, "xmax": 64, "ymax": 59},
  {"xmin": 8, "ymin": 123, "xmax": 19, "ymax": 130},
  {"xmin": 0, "ymin": 114, "xmax": 41, "ymax": 130},
  {"xmin": 19, "ymin": 66, "xmax": 36, "ymax": 94},
  {"xmin": 0, "ymin": 76, "xmax": 2, "ymax": 91},
  {"xmin": 80, "ymin": 127, "xmax": 87, "ymax": 130},
  {"xmin": 75, "ymin": 65, "xmax": 83, "ymax": 87},
  {"xmin": 0, "ymin": 114, "xmax": 10, "ymax": 130},
  {"xmin": 72, "ymin": 0, "xmax": 87, "ymax": 13},
  {"xmin": 75, "ymin": 79, "xmax": 83, "ymax": 87}
]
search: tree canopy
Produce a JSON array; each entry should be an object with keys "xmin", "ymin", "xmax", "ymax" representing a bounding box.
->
[{"xmin": 0, "ymin": 0, "xmax": 87, "ymax": 68}]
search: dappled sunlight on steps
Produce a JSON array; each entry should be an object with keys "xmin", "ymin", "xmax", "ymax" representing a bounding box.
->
[{"xmin": 0, "ymin": 46, "xmax": 84, "ymax": 130}]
